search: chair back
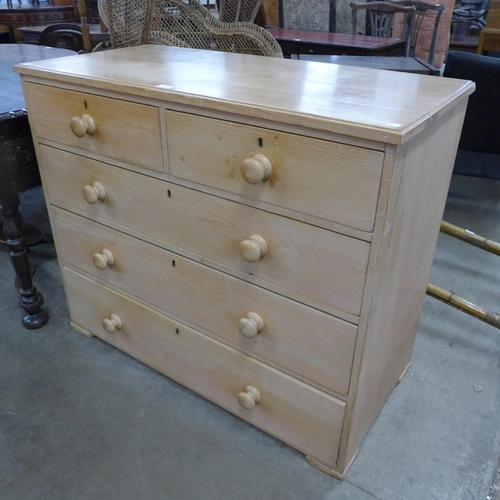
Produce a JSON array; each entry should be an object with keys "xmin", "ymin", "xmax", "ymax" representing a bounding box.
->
[
  {"xmin": 350, "ymin": 1, "xmax": 415, "ymax": 41},
  {"xmin": 98, "ymin": 0, "xmax": 283, "ymax": 56},
  {"xmin": 219, "ymin": 0, "xmax": 263, "ymax": 22},
  {"xmin": 393, "ymin": 1, "xmax": 444, "ymax": 64}
]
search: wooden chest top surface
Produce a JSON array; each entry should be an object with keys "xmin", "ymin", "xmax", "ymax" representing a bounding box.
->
[{"xmin": 15, "ymin": 45, "xmax": 474, "ymax": 144}]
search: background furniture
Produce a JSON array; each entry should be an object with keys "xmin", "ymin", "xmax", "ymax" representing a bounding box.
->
[
  {"xmin": 295, "ymin": 53, "xmax": 440, "ymax": 73},
  {"xmin": 98, "ymin": 0, "xmax": 282, "ymax": 56},
  {"xmin": 0, "ymin": 4, "xmax": 75, "ymax": 42},
  {"xmin": 443, "ymin": 51, "xmax": 500, "ymax": 178},
  {"xmin": 477, "ymin": 0, "xmax": 500, "ymax": 53},
  {"xmin": 18, "ymin": 44, "xmax": 472, "ymax": 478},
  {"xmin": 19, "ymin": 22, "xmax": 109, "ymax": 49},
  {"xmin": 266, "ymin": 27, "xmax": 406, "ymax": 55},
  {"xmin": 37, "ymin": 22, "xmax": 84, "ymax": 50},
  {"xmin": 218, "ymin": 0, "xmax": 263, "ymax": 22},
  {"xmin": 278, "ymin": 0, "xmax": 336, "ymax": 31},
  {"xmin": 350, "ymin": 0, "xmax": 415, "ymax": 40},
  {"xmin": 0, "ymin": 43, "xmax": 74, "ymax": 329},
  {"xmin": 393, "ymin": 0, "xmax": 445, "ymax": 65},
  {"xmin": 425, "ymin": 51, "xmax": 500, "ymax": 329}
]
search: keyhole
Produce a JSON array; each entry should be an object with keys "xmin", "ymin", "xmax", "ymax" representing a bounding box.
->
[
  {"xmin": 258, "ymin": 137, "xmax": 263, "ymax": 148},
  {"xmin": 172, "ymin": 260, "xmax": 176, "ymax": 267},
  {"xmin": 167, "ymin": 190, "xmax": 171, "ymax": 198},
  {"xmin": 84, "ymin": 100, "xmax": 88, "ymax": 109}
]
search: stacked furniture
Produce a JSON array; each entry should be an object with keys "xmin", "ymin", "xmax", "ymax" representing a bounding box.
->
[{"xmin": 17, "ymin": 45, "xmax": 473, "ymax": 478}]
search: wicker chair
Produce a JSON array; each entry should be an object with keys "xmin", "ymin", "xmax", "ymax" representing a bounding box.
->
[
  {"xmin": 218, "ymin": 0, "xmax": 263, "ymax": 22},
  {"xmin": 98, "ymin": 0, "xmax": 283, "ymax": 57}
]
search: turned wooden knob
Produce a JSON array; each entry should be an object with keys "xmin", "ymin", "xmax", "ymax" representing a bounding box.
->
[
  {"xmin": 237, "ymin": 386, "xmax": 261, "ymax": 410},
  {"xmin": 238, "ymin": 312, "xmax": 264, "ymax": 339},
  {"xmin": 239, "ymin": 235, "xmax": 267, "ymax": 262},
  {"xmin": 82, "ymin": 182, "xmax": 106, "ymax": 204},
  {"xmin": 103, "ymin": 313, "xmax": 122, "ymax": 334},
  {"xmin": 241, "ymin": 154, "xmax": 272, "ymax": 184},
  {"xmin": 71, "ymin": 114, "xmax": 96, "ymax": 137},
  {"xmin": 93, "ymin": 249, "xmax": 114, "ymax": 270}
]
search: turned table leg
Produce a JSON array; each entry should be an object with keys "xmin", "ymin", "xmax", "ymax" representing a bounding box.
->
[{"xmin": 0, "ymin": 118, "xmax": 48, "ymax": 330}]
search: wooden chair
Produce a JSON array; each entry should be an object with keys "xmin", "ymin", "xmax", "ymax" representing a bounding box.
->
[
  {"xmin": 38, "ymin": 23, "xmax": 85, "ymax": 52},
  {"xmin": 393, "ymin": 0, "xmax": 445, "ymax": 65},
  {"xmin": 477, "ymin": 0, "xmax": 500, "ymax": 54},
  {"xmin": 218, "ymin": 0, "xmax": 263, "ymax": 22},
  {"xmin": 98, "ymin": 0, "xmax": 283, "ymax": 57},
  {"xmin": 350, "ymin": 1, "xmax": 416, "ymax": 46}
]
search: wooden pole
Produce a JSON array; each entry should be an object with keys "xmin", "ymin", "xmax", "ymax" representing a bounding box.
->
[
  {"xmin": 440, "ymin": 220, "xmax": 500, "ymax": 256},
  {"xmin": 77, "ymin": 0, "xmax": 92, "ymax": 53},
  {"xmin": 426, "ymin": 282, "xmax": 500, "ymax": 330}
]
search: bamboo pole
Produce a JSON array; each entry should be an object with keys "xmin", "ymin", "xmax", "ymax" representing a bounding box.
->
[
  {"xmin": 440, "ymin": 220, "xmax": 500, "ymax": 256},
  {"xmin": 426, "ymin": 282, "xmax": 500, "ymax": 330}
]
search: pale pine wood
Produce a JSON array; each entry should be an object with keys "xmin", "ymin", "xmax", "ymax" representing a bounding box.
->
[
  {"xmin": 166, "ymin": 110, "xmax": 383, "ymax": 232},
  {"xmin": 39, "ymin": 146, "xmax": 369, "ymax": 316},
  {"xmin": 23, "ymin": 83, "xmax": 163, "ymax": 172},
  {"xmin": 19, "ymin": 46, "xmax": 474, "ymax": 478},
  {"xmin": 237, "ymin": 386, "xmax": 262, "ymax": 410},
  {"xmin": 336, "ymin": 99, "xmax": 469, "ymax": 472},
  {"xmin": 240, "ymin": 154, "xmax": 272, "ymax": 184},
  {"xmin": 238, "ymin": 312, "xmax": 264, "ymax": 338},
  {"xmin": 63, "ymin": 267, "xmax": 346, "ymax": 466},
  {"xmin": 16, "ymin": 46, "xmax": 473, "ymax": 144},
  {"xmin": 52, "ymin": 207, "xmax": 357, "ymax": 397}
]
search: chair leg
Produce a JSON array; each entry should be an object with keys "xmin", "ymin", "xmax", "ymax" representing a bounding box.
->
[
  {"xmin": 427, "ymin": 283, "xmax": 500, "ymax": 330},
  {"xmin": 440, "ymin": 220, "xmax": 500, "ymax": 256},
  {"xmin": 426, "ymin": 220, "xmax": 500, "ymax": 331}
]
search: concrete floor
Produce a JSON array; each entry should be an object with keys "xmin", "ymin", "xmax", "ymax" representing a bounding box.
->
[{"xmin": 1, "ymin": 174, "xmax": 500, "ymax": 500}]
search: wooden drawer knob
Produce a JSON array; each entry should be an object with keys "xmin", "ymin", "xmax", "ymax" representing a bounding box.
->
[
  {"xmin": 238, "ymin": 312, "xmax": 264, "ymax": 338},
  {"xmin": 71, "ymin": 114, "xmax": 96, "ymax": 137},
  {"xmin": 103, "ymin": 313, "xmax": 122, "ymax": 334},
  {"xmin": 237, "ymin": 386, "xmax": 261, "ymax": 410},
  {"xmin": 241, "ymin": 154, "xmax": 272, "ymax": 184},
  {"xmin": 83, "ymin": 182, "xmax": 106, "ymax": 204},
  {"xmin": 93, "ymin": 249, "xmax": 114, "ymax": 270},
  {"xmin": 239, "ymin": 235, "xmax": 267, "ymax": 262}
]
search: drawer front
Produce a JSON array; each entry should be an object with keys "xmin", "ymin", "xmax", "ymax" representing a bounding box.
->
[
  {"xmin": 30, "ymin": 12, "xmax": 75, "ymax": 23},
  {"xmin": 0, "ymin": 13, "xmax": 27, "ymax": 23},
  {"xmin": 53, "ymin": 208, "xmax": 357, "ymax": 396},
  {"xmin": 166, "ymin": 111, "xmax": 383, "ymax": 232},
  {"xmin": 23, "ymin": 83, "xmax": 163, "ymax": 172},
  {"xmin": 63, "ymin": 267, "xmax": 345, "ymax": 466},
  {"xmin": 40, "ymin": 146, "xmax": 369, "ymax": 315}
]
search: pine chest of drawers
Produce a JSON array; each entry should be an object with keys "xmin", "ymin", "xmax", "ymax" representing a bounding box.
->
[{"xmin": 16, "ymin": 46, "xmax": 474, "ymax": 478}]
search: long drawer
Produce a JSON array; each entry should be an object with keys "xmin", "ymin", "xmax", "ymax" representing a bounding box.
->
[
  {"xmin": 40, "ymin": 146, "xmax": 369, "ymax": 316},
  {"xmin": 52, "ymin": 208, "xmax": 357, "ymax": 396},
  {"xmin": 23, "ymin": 83, "xmax": 163, "ymax": 172},
  {"xmin": 166, "ymin": 110, "xmax": 384, "ymax": 232},
  {"xmin": 63, "ymin": 267, "xmax": 345, "ymax": 467}
]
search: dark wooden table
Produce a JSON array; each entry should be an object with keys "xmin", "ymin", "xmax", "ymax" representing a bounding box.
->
[
  {"xmin": 0, "ymin": 4, "xmax": 76, "ymax": 42},
  {"xmin": 266, "ymin": 28, "xmax": 406, "ymax": 57},
  {"xmin": 0, "ymin": 43, "xmax": 75, "ymax": 329},
  {"xmin": 295, "ymin": 54, "xmax": 440, "ymax": 75},
  {"xmin": 18, "ymin": 22, "xmax": 110, "ymax": 47}
]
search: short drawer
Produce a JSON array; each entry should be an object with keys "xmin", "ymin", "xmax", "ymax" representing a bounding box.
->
[
  {"xmin": 53, "ymin": 208, "xmax": 357, "ymax": 396},
  {"xmin": 166, "ymin": 111, "xmax": 383, "ymax": 231},
  {"xmin": 23, "ymin": 83, "xmax": 163, "ymax": 172},
  {"xmin": 29, "ymin": 12, "xmax": 75, "ymax": 23},
  {"xmin": 40, "ymin": 146, "xmax": 369, "ymax": 316},
  {"xmin": 0, "ymin": 13, "xmax": 27, "ymax": 23},
  {"xmin": 63, "ymin": 267, "xmax": 345, "ymax": 467}
]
